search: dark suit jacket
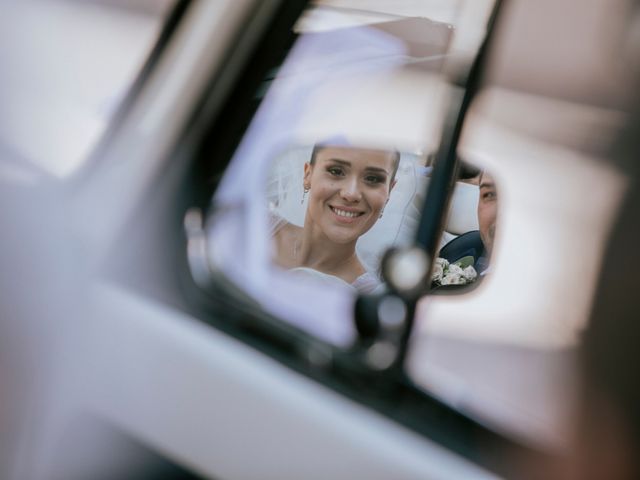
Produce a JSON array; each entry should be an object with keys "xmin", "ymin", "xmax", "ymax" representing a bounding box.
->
[{"xmin": 438, "ymin": 230, "xmax": 488, "ymax": 274}]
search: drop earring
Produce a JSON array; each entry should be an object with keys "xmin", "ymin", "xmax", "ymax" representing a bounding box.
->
[
  {"xmin": 301, "ymin": 185, "xmax": 310, "ymax": 204},
  {"xmin": 379, "ymin": 199, "xmax": 389, "ymax": 218}
]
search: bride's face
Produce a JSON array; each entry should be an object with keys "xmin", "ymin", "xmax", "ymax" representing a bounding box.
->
[{"xmin": 303, "ymin": 146, "xmax": 396, "ymax": 244}]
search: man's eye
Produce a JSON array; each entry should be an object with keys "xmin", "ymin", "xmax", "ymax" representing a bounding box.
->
[
  {"xmin": 327, "ymin": 166, "xmax": 345, "ymax": 176},
  {"xmin": 482, "ymin": 191, "xmax": 496, "ymax": 200}
]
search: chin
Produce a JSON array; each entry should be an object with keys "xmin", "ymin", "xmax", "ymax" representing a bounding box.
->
[
  {"xmin": 321, "ymin": 221, "xmax": 361, "ymax": 241},
  {"xmin": 322, "ymin": 224, "xmax": 363, "ymax": 244},
  {"xmin": 326, "ymin": 231, "xmax": 360, "ymax": 245}
]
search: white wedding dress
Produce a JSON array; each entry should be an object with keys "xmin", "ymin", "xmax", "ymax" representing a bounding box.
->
[{"xmin": 287, "ymin": 266, "xmax": 381, "ymax": 294}]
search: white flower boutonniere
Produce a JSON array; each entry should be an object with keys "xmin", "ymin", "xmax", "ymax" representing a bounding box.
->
[{"xmin": 431, "ymin": 256, "xmax": 478, "ymax": 287}]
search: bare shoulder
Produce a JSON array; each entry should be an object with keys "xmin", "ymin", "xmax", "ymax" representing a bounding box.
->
[{"xmin": 274, "ymin": 221, "xmax": 301, "ymax": 243}]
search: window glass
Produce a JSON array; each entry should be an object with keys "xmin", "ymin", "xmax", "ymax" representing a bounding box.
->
[{"xmin": 203, "ymin": 1, "xmax": 494, "ymax": 346}]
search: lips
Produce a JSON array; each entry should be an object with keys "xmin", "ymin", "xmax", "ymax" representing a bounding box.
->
[{"xmin": 329, "ymin": 206, "xmax": 365, "ymax": 219}]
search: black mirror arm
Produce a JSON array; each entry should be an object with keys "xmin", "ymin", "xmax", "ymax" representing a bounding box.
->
[
  {"xmin": 355, "ymin": 0, "xmax": 508, "ymax": 374},
  {"xmin": 396, "ymin": 0, "xmax": 507, "ymax": 370}
]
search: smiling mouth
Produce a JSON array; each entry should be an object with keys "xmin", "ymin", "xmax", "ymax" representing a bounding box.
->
[{"xmin": 330, "ymin": 206, "xmax": 365, "ymax": 218}]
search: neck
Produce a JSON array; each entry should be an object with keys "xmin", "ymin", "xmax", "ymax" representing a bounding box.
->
[{"xmin": 294, "ymin": 222, "xmax": 364, "ymax": 280}]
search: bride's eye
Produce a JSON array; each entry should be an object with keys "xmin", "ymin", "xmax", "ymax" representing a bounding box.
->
[
  {"xmin": 327, "ymin": 166, "xmax": 345, "ymax": 177},
  {"xmin": 364, "ymin": 174, "xmax": 385, "ymax": 185}
]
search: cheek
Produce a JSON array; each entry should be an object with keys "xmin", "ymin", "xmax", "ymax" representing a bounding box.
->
[
  {"xmin": 308, "ymin": 179, "xmax": 337, "ymax": 210},
  {"xmin": 366, "ymin": 188, "xmax": 389, "ymax": 211},
  {"xmin": 310, "ymin": 182, "xmax": 333, "ymax": 200},
  {"xmin": 478, "ymin": 203, "xmax": 497, "ymax": 227}
]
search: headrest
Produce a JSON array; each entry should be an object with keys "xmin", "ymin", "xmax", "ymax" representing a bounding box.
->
[{"xmin": 446, "ymin": 182, "xmax": 479, "ymax": 235}]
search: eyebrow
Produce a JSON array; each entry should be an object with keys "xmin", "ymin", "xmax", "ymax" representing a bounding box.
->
[
  {"xmin": 479, "ymin": 181, "xmax": 496, "ymax": 190},
  {"xmin": 364, "ymin": 166, "xmax": 390, "ymax": 175},
  {"xmin": 327, "ymin": 158, "xmax": 351, "ymax": 166},
  {"xmin": 326, "ymin": 158, "xmax": 390, "ymax": 175}
]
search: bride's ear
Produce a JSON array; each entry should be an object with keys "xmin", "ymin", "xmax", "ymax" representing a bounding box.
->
[
  {"xmin": 303, "ymin": 162, "xmax": 312, "ymax": 186},
  {"xmin": 390, "ymin": 179, "xmax": 397, "ymax": 191}
]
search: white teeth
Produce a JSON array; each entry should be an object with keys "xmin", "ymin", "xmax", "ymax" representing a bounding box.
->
[{"xmin": 332, "ymin": 207, "xmax": 361, "ymax": 218}]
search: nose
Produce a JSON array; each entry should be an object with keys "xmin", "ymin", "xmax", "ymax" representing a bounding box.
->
[{"xmin": 340, "ymin": 177, "xmax": 362, "ymax": 202}]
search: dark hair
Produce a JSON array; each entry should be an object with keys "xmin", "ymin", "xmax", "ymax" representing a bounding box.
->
[
  {"xmin": 426, "ymin": 151, "xmax": 480, "ymax": 180},
  {"xmin": 309, "ymin": 144, "xmax": 401, "ymax": 184},
  {"xmin": 459, "ymin": 161, "xmax": 481, "ymax": 180}
]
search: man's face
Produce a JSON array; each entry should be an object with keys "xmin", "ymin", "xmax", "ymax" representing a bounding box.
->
[{"xmin": 477, "ymin": 171, "xmax": 498, "ymax": 256}]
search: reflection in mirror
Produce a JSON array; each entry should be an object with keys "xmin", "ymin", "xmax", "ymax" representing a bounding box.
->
[
  {"xmin": 431, "ymin": 161, "xmax": 499, "ymax": 290},
  {"xmin": 265, "ymin": 143, "xmax": 499, "ymax": 294}
]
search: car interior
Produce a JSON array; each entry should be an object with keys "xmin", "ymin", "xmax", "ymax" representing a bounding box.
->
[{"xmin": 2, "ymin": 1, "xmax": 639, "ymax": 479}]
